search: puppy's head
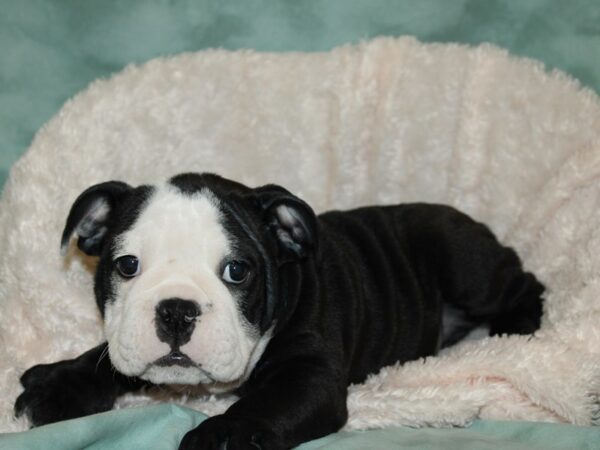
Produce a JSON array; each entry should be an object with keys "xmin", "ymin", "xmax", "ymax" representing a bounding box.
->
[{"xmin": 61, "ymin": 173, "xmax": 317, "ymax": 390}]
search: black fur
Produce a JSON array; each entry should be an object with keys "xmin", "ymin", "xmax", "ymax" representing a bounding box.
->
[
  {"xmin": 14, "ymin": 344, "xmax": 146, "ymax": 425},
  {"xmin": 16, "ymin": 173, "xmax": 544, "ymax": 450},
  {"xmin": 91, "ymin": 186, "xmax": 154, "ymax": 314}
]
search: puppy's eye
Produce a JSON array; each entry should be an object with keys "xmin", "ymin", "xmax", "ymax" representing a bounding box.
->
[
  {"xmin": 115, "ymin": 255, "xmax": 140, "ymax": 278},
  {"xmin": 222, "ymin": 261, "xmax": 249, "ymax": 284}
]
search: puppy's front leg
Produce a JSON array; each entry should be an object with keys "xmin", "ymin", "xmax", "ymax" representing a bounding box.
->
[
  {"xmin": 180, "ymin": 359, "xmax": 347, "ymax": 450},
  {"xmin": 15, "ymin": 342, "xmax": 145, "ymax": 426}
]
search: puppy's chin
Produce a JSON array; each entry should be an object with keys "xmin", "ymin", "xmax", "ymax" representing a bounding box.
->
[
  {"xmin": 141, "ymin": 365, "xmax": 209, "ymax": 385},
  {"xmin": 140, "ymin": 365, "xmax": 243, "ymax": 393}
]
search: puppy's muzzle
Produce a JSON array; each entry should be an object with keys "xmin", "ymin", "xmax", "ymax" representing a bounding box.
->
[{"xmin": 155, "ymin": 298, "xmax": 201, "ymax": 348}]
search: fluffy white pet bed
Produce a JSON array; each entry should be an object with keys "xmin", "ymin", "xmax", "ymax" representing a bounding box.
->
[{"xmin": 1, "ymin": 37, "xmax": 600, "ymax": 433}]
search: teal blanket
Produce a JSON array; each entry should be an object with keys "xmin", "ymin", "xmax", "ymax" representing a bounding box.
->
[
  {"xmin": 2, "ymin": 404, "xmax": 599, "ymax": 450},
  {"xmin": 1, "ymin": 1, "xmax": 599, "ymax": 448}
]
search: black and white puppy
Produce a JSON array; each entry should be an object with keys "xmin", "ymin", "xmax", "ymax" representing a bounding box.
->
[{"xmin": 15, "ymin": 172, "xmax": 544, "ymax": 449}]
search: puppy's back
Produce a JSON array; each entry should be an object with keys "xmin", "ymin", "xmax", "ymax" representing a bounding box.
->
[{"xmin": 318, "ymin": 203, "xmax": 544, "ymax": 369}]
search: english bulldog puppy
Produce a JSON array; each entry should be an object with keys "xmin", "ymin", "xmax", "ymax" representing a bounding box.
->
[{"xmin": 15, "ymin": 172, "xmax": 544, "ymax": 450}]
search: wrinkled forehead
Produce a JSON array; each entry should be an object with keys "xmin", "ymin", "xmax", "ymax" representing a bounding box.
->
[{"xmin": 114, "ymin": 184, "xmax": 231, "ymax": 268}]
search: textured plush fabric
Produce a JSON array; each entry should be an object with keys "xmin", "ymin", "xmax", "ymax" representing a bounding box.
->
[
  {"xmin": 1, "ymin": 37, "xmax": 600, "ymax": 444},
  {"xmin": 1, "ymin": 0, "xmax": 599, "ymax": 188}
]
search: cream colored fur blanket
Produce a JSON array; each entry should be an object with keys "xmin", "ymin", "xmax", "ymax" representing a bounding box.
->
[{"xmin": 1, "ymin": 37, "xmax": 599, "ymax": 432}]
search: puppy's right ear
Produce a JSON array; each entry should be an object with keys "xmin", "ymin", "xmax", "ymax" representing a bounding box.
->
[{"xmin": 60, "ymin": 181, "xmax": 133, "ymax": 256}]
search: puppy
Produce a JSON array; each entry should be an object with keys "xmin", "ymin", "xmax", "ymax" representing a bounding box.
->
[{"xmin": 15, "ymin": 172, "xmax": 544, "ymax": 449}]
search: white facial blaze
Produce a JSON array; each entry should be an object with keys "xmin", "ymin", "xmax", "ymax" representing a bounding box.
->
[{"xmin": 104, "ymin": 185, "xmax": 267, "ymax": 389}]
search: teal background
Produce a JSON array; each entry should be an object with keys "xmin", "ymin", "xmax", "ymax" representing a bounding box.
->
[
  {"xmin": 1, "ymin": 0, "xmax": 599, "ymax": 188},
  {"xmin": 1, "ymin": 0, "xmax": 600, "ymax": 448}
]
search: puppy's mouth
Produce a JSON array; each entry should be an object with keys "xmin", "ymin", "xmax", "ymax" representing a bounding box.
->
[
  {"xmin": 153, "ymin": 350, "xmax": 196, "ymax": 368},
  {"xmin": 142, "ymin": 351, "xmax": 242, "ymax": 391}
]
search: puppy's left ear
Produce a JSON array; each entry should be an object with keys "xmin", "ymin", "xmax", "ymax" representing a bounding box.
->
[
  {"xmin": 252, "ymin": 185, "xmax": 318, "ymax": 261},
  {"xmin": 60, "ymin": 181, "xmax": 133, "ymax": 256}
]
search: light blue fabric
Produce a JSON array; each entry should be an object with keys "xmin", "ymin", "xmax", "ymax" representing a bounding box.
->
[{"xmin": 2, "ymin": 404, "xmax": 599, "ymax": 449}]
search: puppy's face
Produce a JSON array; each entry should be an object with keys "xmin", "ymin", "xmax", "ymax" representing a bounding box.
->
[{"xmin": 61, "ymin": 173, "xmax": 316, "ymax": 390}]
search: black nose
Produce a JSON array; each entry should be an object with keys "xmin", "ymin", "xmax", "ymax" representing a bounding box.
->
[{"xmin": 155, "ymin": 298, "xmax": 201, "ymax": 347}]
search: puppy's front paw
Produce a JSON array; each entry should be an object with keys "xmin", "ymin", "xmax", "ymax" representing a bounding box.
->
[
  {"xmin": 15, "ymin": 361, "xmax": 114, "ymax": 427},
  {"xmin": 179, "ymin": 415, "xmax": 284, "ymax": 450}
]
